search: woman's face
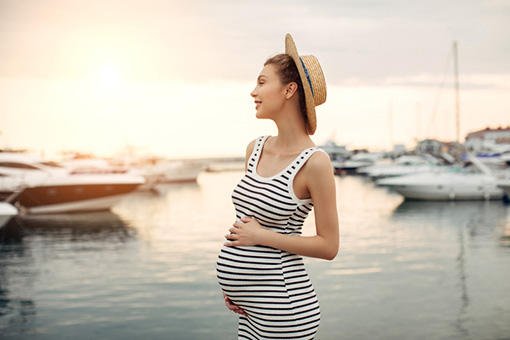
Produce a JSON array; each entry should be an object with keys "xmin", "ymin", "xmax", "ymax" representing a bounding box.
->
[{"xmin": 250, "ymin": 64, "xmax": 286, "ymax": 120}]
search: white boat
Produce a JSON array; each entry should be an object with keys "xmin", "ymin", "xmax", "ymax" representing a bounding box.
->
[
  {"xmin": 359, "ymin": 155, "xmax": 444, "ymax": 179},
  {"xmin": 60, "ymin": 155, "xmax": 160, "ymax": 191},
  {"xmin": 333, "ymin": 152, "xmax": 385, "ymax": 175},
  {"xmin": 376, "ymin": 155, "xmax": 504, "ymax": 201},
  {"xmin": 109, "ymin": 156, "xmax": 204, "ymax": 186},
  {"xmin": 0, "ymin": 202, "xmax": 17, "ymax": 229},
  {"xmin": 0, "ymin": 152, "xmax": 145, "ymax": 214},
  {"xmin": 204, "ymin": 159, "xmax": 245, "ymax": 173},
  {"xmin": 60, "ymin": 156, "xmax": 131, "ymax": 175},
  {"xmin": 62, "ymin": 155, "xmax": 203, "ymax": 190},
  {"xmin": 143, "ymin": 160, "xmax": 204, "ymax": 184}
]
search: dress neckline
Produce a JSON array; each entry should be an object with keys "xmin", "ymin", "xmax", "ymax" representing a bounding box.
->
[{"xmin": 253, "ymin": 136, "xmax": 316, "ymax": 180}]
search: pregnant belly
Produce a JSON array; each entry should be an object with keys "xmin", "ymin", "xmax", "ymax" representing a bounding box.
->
[{"xmin": 216, "ymin": 245, "xmax": 288, "ymax": 302}]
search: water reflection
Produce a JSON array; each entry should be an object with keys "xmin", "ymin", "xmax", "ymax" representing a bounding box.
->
[
  {"xmin": 0, "ymin": 173, "xmax": 509, "ymax": 339},
  {"xmin": 455, "ymin": 222, "xmax": 469, "ymax": 339},
  {"xmin": 500, "ymin": 207, "xmax": 510, "ymax": 247},
  {"xmin": 18, "ymin": 211, "xmax": 135, "ymax": 240},
  {"xmin": 0, "ymin": 211, "xmax": 137, "ymax": 336},
  {"xmin": 387, "ymin": 200, "xmax": 509, "ymax": 340},
  {"xmin": 0, "ymin": 286, "xmax": 36, "ymax": 334},
  {"xmin": 392, "ymin": 200, "xmax": 509, "ymax": 242}
]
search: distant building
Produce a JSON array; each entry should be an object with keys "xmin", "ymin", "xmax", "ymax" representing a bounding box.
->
[
  {"xmin": 319, "ymin": 140, "xmax": 351, "ymax": 161},
  {"xmin": 465, "ymin": 126, "xmax": 510, "ymax": 152},
  {"xmin": 416, "ymin": 139, "xmax": 464, "ymax": 159},
  {"xmin": 416, "ymin": 139, "xmax": 443, "ymax": 155},
  {"xmin": 441, "ymin": 141, "xmax": 464, "ymax": 159}
]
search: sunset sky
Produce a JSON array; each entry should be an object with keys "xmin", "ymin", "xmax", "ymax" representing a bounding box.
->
[{"xmin": 1, "ymin": 0, "xmax": 509, "ymax": 159}]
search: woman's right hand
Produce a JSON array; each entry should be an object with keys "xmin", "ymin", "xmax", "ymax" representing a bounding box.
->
[{"xmin": 223, "ymin": 292, "xmax": 247, "ymax": 316}]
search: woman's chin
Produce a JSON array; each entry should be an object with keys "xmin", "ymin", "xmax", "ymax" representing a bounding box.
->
[{"xmin": 255, "ymin": 111, "xmax": 269, "ymax": 119}]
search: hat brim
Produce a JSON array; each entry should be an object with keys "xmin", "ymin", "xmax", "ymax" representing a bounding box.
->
[{"xmin": 285, "ymin": 34, "xmax": 317, "ymax": 135}]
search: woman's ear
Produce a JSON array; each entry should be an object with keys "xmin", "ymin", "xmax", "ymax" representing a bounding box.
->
[{"xmin": 285, "ymin": 82, "xmax": 298, "ymax": 99}]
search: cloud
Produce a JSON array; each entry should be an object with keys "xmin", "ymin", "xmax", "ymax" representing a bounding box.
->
[
  {"xmin": 0, "ymin": 0, "xmax": 508, "ymax": 91},
  {"xmin": 382, "ymin": 73, "xmax": 510, "ymax": 90}
]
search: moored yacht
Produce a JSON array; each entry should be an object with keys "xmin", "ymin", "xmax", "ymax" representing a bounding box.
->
[
  {"xmin": 0, "ymin": 152, "xmax": 145, "ymax": 214},
  {"xmin": 142, "ymin": 159, "xmax": 204, "ymax": 184},
  {"xmin": 332, "ymin": 152, "xmax": 385, "ymax": 175},
  {"xmin": 359, "ymin": 155, "xmax": 443, "ymax": 179},
  {"xmin": 109, "ymin": 156, "xmax": 204, "ymax": 186},
  {"xmin": 376, "ymin": 155, "xmax": 504, "ymax": 201}
]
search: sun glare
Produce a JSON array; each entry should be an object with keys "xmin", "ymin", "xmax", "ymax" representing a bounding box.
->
[{"xmin": 97, "ymin": 64, "xmax": 121, "ymax": 92}]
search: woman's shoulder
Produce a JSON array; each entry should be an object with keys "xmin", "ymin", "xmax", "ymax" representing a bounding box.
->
[
  {"xmin": 301, "ymin": 149, "xmax": 335, "ymax": 191},
  {"xmin": 306, "ymin": 148, "xmax": 333, "ymax": 174},
  {"xmin": 245, "ymin": 135, "xmax": 270, "ymax": 157},
  {"xmin": 245, "ymin": 139, "xmax": 256, "ymax": 158}
]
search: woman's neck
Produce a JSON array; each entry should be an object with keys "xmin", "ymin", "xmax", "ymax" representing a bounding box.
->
[
  {"xmin": 273, "ymin": 122, "xmax": 314, "ymax": 151},
  {"xmin": 270, "ymin": 94, "xmax": 314, "ymax": 151}
]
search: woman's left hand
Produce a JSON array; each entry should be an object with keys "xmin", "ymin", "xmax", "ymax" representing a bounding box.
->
[{"xmin": 225, "ymin": 217, "xmax": 266, "ymax": 247}]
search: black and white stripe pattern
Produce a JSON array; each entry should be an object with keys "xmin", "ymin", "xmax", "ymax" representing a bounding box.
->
[{"xmin": 217, "ymin": 135, "xmax": 324, "ymax": 340}]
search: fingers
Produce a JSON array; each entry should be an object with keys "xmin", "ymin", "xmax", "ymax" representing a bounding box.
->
[
  {"xmin": 225, "ymin": 233, "xmax": 236, "ymax": 240},
  {"xmin": 237, "ymin": 309, "xmax": 248, "ymax": 316},
  {"xmin": 224, "ymin": 240, "xmax": 239, "ymax": 247},
  {"xmin": 225, "ymin": 226, "xmax": 240, "ymax": 242},
  {"xmin": 225, "ymin": 228, "xmax": 238, "ymax": 243},
  {"xmin": 224, "ymin": 219, "xmax": 253, "ymax": 247},
  {"xmin": 224, "ymin": 295, "xmax": 236, "ymax": 309},
  {"xmin": 233, "ymin": 216, "xmax": 254, "ymax": 228},
  {"xmin": 223, "ymin": 294, "xmax": 247, "ymax": 316}
]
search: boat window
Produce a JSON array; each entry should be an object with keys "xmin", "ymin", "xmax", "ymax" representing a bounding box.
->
[{"xmin": 0, "ymin": 162, "xmax": 40, "ymax": 170}]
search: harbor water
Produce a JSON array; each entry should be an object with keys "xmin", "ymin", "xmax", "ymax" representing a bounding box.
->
[{"xmin": 1, "ymin": 171, "xmax": 510, "ymax": 340}]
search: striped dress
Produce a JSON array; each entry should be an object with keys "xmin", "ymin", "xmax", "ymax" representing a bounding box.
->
[{"xmin": 217, "ymin": 135, "xmax": 324, "ymax": 340}]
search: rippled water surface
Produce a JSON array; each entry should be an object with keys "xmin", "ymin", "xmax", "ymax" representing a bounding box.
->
[{"xmin": 1, "ymin": 172, "xmax": 510, "ymax": 340}]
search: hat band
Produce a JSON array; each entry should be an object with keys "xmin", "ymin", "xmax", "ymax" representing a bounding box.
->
[{"xmin": 299, "ymin": 57, "xmax": 314, "ymax": 98}]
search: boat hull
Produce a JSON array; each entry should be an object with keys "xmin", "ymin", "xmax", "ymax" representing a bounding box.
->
[
  {"xmin": 386, "ymin": 184, "xmax": 503, "ymax": 201},
  {"xmin": 0, "ymin": 203, "xmax": 18, "ymax": 228},
  {"xmin": 378, "ymin": 173, "xmax": 504, "ymax": 201},
  {"xmin": 498, "ymin": 181, "xmax": 510, "ymax": 201},
  {"xmin": 25, "ymin": 193, "xmax": 133, "ymax": 214},
  {"xmin": 16, "ymin": 183, "xmax": 141, "ymax": 214}
]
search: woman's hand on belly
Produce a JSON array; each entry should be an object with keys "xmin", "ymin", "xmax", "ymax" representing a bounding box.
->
[
  {"xmin": 224, "ymin": 217, "xmax": 269, "ymax": 247},
  {"xmin": 223, "ymin": 292, "xmax": 247, "ymax": 316}
]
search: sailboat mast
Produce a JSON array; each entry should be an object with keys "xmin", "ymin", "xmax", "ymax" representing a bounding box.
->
[
  {"xmin": 388, "ymin": 100, "xmax": 394, "ymax": 150},
  {"xmin": 453, "ymin": 41, "xmax": 460, "ymax": 143}
]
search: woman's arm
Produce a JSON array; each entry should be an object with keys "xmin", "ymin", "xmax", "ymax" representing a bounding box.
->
[{"xmin": 225, "ymin": 151, "xmax": 339, "ymax": 260}]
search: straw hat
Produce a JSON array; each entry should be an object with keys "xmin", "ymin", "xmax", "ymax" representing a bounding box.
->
[{"xmin": 285, "ymin": 34, "xmax": 327, "ymax": 135}]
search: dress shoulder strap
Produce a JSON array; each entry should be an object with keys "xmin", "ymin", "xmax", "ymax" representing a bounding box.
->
[
  {"xmin": 284, "ymin": 147, "xmax": 328, "ymax": 181},
  {"xmin": 246, "ymin": 135, "xmax": 270, "ymax": 174},
  {"xmin": 280, "ymin": 147, "xmax": 328, "ymax": 204}
]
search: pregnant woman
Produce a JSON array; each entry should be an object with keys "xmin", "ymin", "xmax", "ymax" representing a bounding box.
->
[{"xmin": 216, "ymin": 34, "xmax": 339, "ymax": 340}]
